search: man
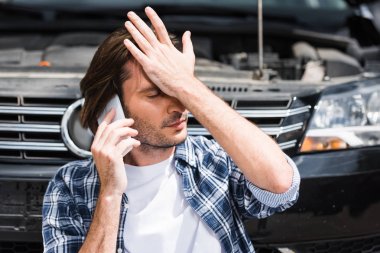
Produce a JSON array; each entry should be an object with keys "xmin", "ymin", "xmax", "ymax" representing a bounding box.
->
[{"xmin": 42, "ymin": 7, "xmax": 300, "ymax": 253}]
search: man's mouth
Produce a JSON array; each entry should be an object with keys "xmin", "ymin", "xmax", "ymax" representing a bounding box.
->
[
  {"xmin": 164, "ymin": 112, "xmax": 188, "ymax": 128},
  {"xmin": 167, "ymin": 119, "xmax": 186, "ymax": 127}
]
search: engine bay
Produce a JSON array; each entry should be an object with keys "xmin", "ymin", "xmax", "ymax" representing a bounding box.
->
[{"xmin": 0, "ymin": 29, "xmax": 377, "ymax": 84}]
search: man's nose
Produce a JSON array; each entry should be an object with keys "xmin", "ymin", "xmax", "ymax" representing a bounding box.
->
[{"xmin": 167, "ymin": 95, "xmax": 186, "ymax": 114}]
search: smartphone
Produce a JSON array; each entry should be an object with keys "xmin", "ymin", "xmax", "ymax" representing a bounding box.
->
[
  {"xmin": 97, "ymin": 95, "xmax": 125, "ymax": 125},
  {"xmin": 96, "ymin": 95, "xmax": 135, "ymax": 156}
]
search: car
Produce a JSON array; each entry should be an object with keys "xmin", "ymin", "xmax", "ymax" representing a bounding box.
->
[{"xmin": 0, "ymin": 0, "xmax": 379, "ymax": 252}]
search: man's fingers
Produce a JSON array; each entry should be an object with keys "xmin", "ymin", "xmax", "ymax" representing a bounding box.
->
[
  {"xmin": 124, "ymin": 39, "xmax": 150, "ymax": 66},
  {"xmin": 145, "ymin": 7, "xmax": 172, "ymax": 45},
  {"xmin": 107, "ymin": 127, "xmax": 138, "ymax": 147},
  {"xmin": 125, "ymin": 21, "xmax": 152, "ymax": 54},
  {"xmin": 97, "ymin": 118, "xmax": 134, "ymax": 148},
  {"xmin": 127, "ymin": 11, "xmax": 159, "ymax": 47},
  {"xmin": 103, "ymin": 108, "xmax": 116, "ymax": 125},
  {"xmin": 93, "ymin": 108, "xmax": 115, "ymax": 145},
  {"xmin": 182, "ymin": 31, "xmax": 195, "ymax": 61},
  {"xmin": 116, "ymin": 138, "xmax": 141, "ymax": 157}
]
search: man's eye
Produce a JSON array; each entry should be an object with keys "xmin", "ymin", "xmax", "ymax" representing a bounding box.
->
[
  {"xmin": 147, "ymin": 90, "xmax": 162, "ymax": 98},
  {"xmin": 147, "ymin": 93, "xmax": 159, "ymax": 98}
]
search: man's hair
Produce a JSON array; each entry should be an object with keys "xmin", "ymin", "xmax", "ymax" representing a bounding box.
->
[
  {"xmin": 80, "ymin": 27, "xmax": 134, "ymax": 134},
  {"xmin": 80, "ymin": 27, "xmax": 179, "ymax": 134}
]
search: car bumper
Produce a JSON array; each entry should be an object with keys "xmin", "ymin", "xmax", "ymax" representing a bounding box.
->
[
  {"xmin": 245, "ymin": 146, "xmax": 380, "ymax": 247},
  {"xmin": 0, "ymin": 146, "xmax": 380, "ymax": 247}
]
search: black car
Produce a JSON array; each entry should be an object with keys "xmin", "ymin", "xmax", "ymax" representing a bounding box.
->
[{"xmin": 0, "ymin": 0, "xmax": 380, "ymax": 252}]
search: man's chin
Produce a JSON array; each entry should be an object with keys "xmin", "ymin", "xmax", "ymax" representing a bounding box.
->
[
  {"xmin": 169, "ymin": 128, "xmax": 188, "ymax": 146},
  {"xmin": 139, "ymin": 131, "xmax": 187, "ymax": 149},
  {"xmin": 174, "ymin": 127, "xmax": 188, "ymax": 141},
  {"xmin": 166, "ymin": 129, "xmax": 187, "ymax": 146}
]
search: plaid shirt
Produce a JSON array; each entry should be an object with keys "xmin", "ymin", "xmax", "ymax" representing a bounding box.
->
[{"xmin": 42, "ymin": 136, "xmax": 300, "ymax": 253}]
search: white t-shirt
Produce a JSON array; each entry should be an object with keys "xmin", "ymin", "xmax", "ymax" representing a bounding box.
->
[{"xmin": 124, "ymin": 154, "xmax": 223, "ymax": 253}]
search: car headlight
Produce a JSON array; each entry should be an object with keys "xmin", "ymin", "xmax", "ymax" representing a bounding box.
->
[{"xmin": 301, "ymin": 82, "xmax": 380, "ymax": 152}]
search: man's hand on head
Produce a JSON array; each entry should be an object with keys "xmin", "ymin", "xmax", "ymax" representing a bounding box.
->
[{"xmin": 123, "ymin": 7, "xmax": 196, "ymax": 98}]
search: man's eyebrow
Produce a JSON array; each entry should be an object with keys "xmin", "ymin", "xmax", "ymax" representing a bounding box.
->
[{"xmin": 138, "ymin": 86, "xmax": 159, "ymax": 93}]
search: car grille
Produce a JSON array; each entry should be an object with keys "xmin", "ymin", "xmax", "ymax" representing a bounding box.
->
[
  {"xmin": 0, "ymin": 96, "xmax": 76, "ymax": 163},
  {"xmin": 195, "ymin": 84, "xmax": 311, "ymax": 155},
  {"xmin": 0, "ymin": 91, "xmax": 310, "ymax": 164}
]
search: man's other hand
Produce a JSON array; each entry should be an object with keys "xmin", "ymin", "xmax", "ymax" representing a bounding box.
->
[
  {"xmin": 91, "ymin": 108, "xmax": 140, "ymax": 196},
  {"xmin": 123, "ymin": 6, "xmax": 196, "ymax": 98}
]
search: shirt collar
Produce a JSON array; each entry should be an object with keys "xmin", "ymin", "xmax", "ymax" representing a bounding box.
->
[
  {"xmin": 174, "ymin": 136, "xmax": 197, "ymax": 169},
  {"xmin": 91, "ymin": 137, "xmax": 198, "ymax": 175}
]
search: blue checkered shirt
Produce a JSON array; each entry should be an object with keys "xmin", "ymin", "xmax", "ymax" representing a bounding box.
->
[{"xmin": 42, "ymin": 136, "xmax": 300, "ymax": 253}]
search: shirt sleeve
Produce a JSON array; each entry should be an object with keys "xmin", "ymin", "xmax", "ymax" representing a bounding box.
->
[
  {"xmin": 42, "ymin": 173, "xmax": 86, "ymax": 253},
  {"xmin": 245, "ymin": 155, "xmax": 300, "ymax": 208},
  {"xmin": 228, "ymin": 154, "xmax": 300, "ymax": 219}
]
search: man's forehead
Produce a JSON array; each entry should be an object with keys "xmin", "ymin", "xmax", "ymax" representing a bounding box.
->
[
  {"xmin": 136, "ymin": 77, "xmax": 158, "ymax": 93},
  {"xmin": 124, "ymin": 61, "xmax": 158, "ymax": 92}
]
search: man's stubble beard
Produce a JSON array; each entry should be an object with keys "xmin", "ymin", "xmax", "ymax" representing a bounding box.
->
[{"xmin": 126, "ymin": 110, "xmax": 187, "ymax": 153}]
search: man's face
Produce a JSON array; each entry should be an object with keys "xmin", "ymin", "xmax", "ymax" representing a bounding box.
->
[{"xmin": 121, "ymin": 62, "xmax": 188, "ymax": 149}]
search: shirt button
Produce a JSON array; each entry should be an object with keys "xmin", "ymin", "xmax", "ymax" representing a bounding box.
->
[{"xmin": 117, "ymin": 248, "xmax": 122, "ymax": 253}]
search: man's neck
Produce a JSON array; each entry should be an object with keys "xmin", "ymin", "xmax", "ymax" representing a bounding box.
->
[{"xmin": 123, "ymin": 144, "xmax": 175, "ymax": 166}]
